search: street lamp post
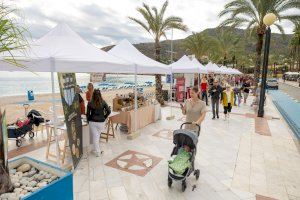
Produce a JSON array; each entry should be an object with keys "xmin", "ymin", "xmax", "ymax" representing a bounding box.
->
[{"xmin": 258, "ymin": 13, "xmax": 277, "ymax": 117}]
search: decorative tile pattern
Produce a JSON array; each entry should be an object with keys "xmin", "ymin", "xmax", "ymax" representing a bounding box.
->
[
  {"xmin": 255, "ymin": 117, "xmax": 271, "ymax": 136},
  {"xmin": 105, "ymin": 150, "xmax": 162, "ymax": 177},
  {"xmin": 152, "ymin": 129, "xmax": 173, "ymax": 140},
  {"xmin": 244, "ymin": 113, "xmax": 272, "ymax": 136},
  {"xmin": 256, "ymin": 194, "xmax": 278, "ymax": 200}
]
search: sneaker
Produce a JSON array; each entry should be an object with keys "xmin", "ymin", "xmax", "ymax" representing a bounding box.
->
[{"xmin": 212, "ymin": 116, "xmax": 215, "ymax": 120}]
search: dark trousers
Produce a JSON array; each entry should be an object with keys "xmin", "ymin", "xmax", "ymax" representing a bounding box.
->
[
  {"xmin": 201, "ymin": 91, "xmax": 208, "ymax": 105},
  {"xmin": 211, "ymin": 98, "xmax": 219, "ymax": 117}
]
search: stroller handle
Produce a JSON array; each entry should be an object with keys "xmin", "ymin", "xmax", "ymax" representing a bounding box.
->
[{"xmin": 180, "ymin": 122, "xmax": 201, "ymax": 134}]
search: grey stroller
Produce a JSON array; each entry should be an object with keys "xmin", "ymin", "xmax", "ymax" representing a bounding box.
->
[{"xmin": 168, "ymin": 122, "xmax": 200, "ymax": 192}]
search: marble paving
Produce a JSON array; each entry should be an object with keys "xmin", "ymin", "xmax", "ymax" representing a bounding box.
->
[
  {"xmin": 152, "ymin": 129, "xmax": 173, "ymax": 140},
  {"xmin": 8, "ymin": 95, "xmax": 300, "ymax": 200}
]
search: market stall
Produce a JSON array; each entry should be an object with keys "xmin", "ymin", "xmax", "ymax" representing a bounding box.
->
[{"xmin": 108, "ymin": 39, "xmax": 168, "ymax": 137}]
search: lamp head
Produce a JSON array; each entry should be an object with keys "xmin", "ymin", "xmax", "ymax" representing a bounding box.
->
[{"xmin": 263, "ymin": 13, "xmax": 277, "ymax": 26}]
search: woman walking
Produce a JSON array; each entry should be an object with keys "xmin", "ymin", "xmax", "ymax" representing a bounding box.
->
[
  {"xmin": 86, "ymin": 89, "xmax": 111, "ymax": 157},
  {"xmin": 181, "ymin": 86, "xmax": 206, "ymax": 134},
  {"xmin": 200, "ymin": 76, "xmax": 208, "ymax": 106},
  {"xmin": 222, "ymin": 85, "xmax": 234, "ymax": 121}
]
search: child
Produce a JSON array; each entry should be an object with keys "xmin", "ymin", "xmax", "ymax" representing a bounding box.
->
[
  {"xmin": 222, "ymin": 85, "xmax": 234, "ymax": 121},
  {"xmin": 168, "ymin": 145, "xmax": 191, "ymax": 175}
]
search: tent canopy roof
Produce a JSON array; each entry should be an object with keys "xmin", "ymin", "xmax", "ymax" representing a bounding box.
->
[
  {"xmin": 108, "ymin": 39, "xmax": 169, "ymax": 74},
  {"xmin": 170, "ymin": 55, "xmax": 199, "ymax": 73},
  {"xmin": 0, "ymin": 23, "xmax": 134, "ymax": 73},
  {"xmin": 191, "ymin": 58, "xmax": 207, "ymax": 74},
  {"xmin": 206, "ymin": 62, "xmax": 221, "ymax": 73}
]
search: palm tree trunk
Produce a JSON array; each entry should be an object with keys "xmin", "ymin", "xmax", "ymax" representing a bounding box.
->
[
  {"xmin": 0, "ymin": 165, "xmax": 13, "ymax": 194},
  {"xmin": 154, "ymin": 40, "xmax": 164, "ymax": 105},
  {"xmin": 254, "ymin": 33, "xmax": 264, "ymax": 87}
]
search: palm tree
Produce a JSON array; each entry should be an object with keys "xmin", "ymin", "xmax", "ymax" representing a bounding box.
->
[
  {"xmin": 213, "ymin": 29, "xmax": 243, "ymax": 67},
  {"xmin": 219, "ymin": 0, "xmax": 300, "ymax": 86},
  {"xmin": 0, "ymin": 3, "xmax": 28, "ymax": 66},
  {"xmin": 0, "ymin": 3, "xmax": 28, "ymax": 194},
  {"xmin": 183, "ymin": 33, "xmax": 214, "ymax": 61},
  {"xmin": 129, "ymin": 1, "xmax": 187, "ymax": 104},
  {"xmin": 290, "ymin": 22, "xmax": 300, "ymax": 71}
]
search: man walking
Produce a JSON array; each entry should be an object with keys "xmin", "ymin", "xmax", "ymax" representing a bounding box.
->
[{"xmin": 209, "ymin": 80, "xmax": 223, "ymax": 119}]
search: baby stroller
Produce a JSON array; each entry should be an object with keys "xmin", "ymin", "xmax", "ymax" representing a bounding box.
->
[
  {"xmin": 7, "ymin": 109, "xmax": 44, "ymax": 147},
  {"xmin": 168, "ymin": 122, "xmax": 200, "ymax": 192}
]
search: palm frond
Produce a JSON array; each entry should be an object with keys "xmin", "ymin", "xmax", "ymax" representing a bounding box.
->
[{"xmin": 128, "ymin": 17, "xmax": 150, "ymax": 33}]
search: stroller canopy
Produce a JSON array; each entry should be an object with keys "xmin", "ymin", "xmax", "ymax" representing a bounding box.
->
[{"xmin": 173, "ymin": 129, "xmax": 198, "ymax": 149}]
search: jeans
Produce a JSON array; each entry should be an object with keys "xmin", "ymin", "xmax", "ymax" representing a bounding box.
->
[
  {"xmin": 211, "ymin": 98, "xmax": 219, "ymax": 117},
  {"xmin": 89, "ymin": 121, "xmax": 105, "ymax": 153},
  {"xmin": 201, "ymin": 91, "xmax": 208, "ymax": 105}
]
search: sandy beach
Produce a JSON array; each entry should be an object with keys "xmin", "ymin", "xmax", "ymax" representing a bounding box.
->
[{"xmin": 0, "ymin": 87, "xmax": 156, "ymax": 123}]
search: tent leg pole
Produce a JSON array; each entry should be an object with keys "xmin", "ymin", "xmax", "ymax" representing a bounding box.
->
[
  {"xmin": 50, "ymin": 58, "xmax": 61, "ymax": 166},
  {"xmin": 166, "ymin": 72, "xmax": 174, "ymax": 120},
  {"xmin": 127, "ymin": 64, "xmax": 140, "ymax": 139}
]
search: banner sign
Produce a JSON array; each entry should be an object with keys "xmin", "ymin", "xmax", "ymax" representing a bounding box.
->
[
  {"xmin": 0, "ymin": 110, "xmax": 9, "ymax": 173},
  {"xmin": 58, "ymin": 73, "xmax": 83, "ymax": 169}
]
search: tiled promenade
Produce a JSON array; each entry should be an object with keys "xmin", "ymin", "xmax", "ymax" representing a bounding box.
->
[{"xmin": 8, "ymin": 95, "xmax": 300, "ymax": 200}]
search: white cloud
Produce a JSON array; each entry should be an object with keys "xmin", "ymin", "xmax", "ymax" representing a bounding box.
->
[{"xmin": 10, "ymin": 0, "xmax": 297, "ymax": 47}]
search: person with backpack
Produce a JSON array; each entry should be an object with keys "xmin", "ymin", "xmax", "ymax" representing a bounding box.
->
[{"xmin": 86, "ymin": 89, "xmax": 111, "ymax": 157}]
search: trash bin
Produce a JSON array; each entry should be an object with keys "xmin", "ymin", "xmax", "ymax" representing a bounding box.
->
[{"xmin": 27, "ymin": 90, "xmax": 35, "ymax": 101}]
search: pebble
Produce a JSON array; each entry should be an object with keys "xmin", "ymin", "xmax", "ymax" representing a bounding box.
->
[
  {"xmin": 20, "ymin": 190, "xmax": 28, "ymax": 195},
  {"xmin": 28, "ymin": 180, "xmax": 37, "ymax": 187},
  {"xmin": 19, "ymin": 179, "xmax": 29, "ymax": 186},
  {"xmin": 28, "ymin": 170, "xmax": 37, "ymax": 177},
  {"xmin": 15, "ymin": 172, "xmax": 23, "ymax": 179},
  {"xmin": 13, "ymin": 188, "xmax": 22, "ymax": 194},
  {"xmin": 37, "ymin": 174, "xmax": 45, "ymax": 181},
  {"xmin": 17, "ymin": 164, "xmax": 31, "ymax": 173},
  {"xmin": 13, "ymin": 182, "xmax": 21, "ymax": 188},
  {"xmin": 45, "ymin": 173, "xmax": 52, "ymax": 179},
  {"xmin": 25, "ymin": 187, "xmax": 34, "ymax": 192},
  {"xmin": 37, "ymin": 182, "xmax": 47, "ymax": 188}
]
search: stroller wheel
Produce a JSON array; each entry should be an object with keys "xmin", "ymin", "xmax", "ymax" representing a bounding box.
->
[
  {"xmin": 194, "ymin": 169, "xmax": 200, "ymax": 180},
  {"xmin": 168, "ymin": 177, "xmax": 172, "ymax": 188},
  {"xmin": 182, "ymin": 180, "xmax": 186, "ymax": 192},
  {"xmin": 29, "ymin": 131, "xmax": 35, "ymax": 139},
  {"xmin": 16, "ymin": 139, "xmax": 22, "ymax": 147}
]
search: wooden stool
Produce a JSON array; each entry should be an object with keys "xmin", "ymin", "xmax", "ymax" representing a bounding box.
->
[
  {"xmin": 100, "ymin": 118, "xmax": 115, "ymax": 142},
  {"xmin": 45, "ymin": 125, "xmax": 68, "ymax": 165}
]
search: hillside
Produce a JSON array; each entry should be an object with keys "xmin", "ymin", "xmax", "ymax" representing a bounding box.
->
[{"xmin": 102, "ymin": 27, "xmax": 292, "ymax": 62}]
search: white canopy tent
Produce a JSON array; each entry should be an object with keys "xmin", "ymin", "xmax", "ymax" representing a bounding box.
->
[
  {"xmin": 206, "ymin": 62, "xmax": 221, "ymax": 74},
  {"xmin": 191, "ymin": 58, "xmax": 208, "ymax": 74},
  {"xmin": 108, "ymin": 39, "xmax": 169, "ymax": 74},
  {"xmin": 0, "ymin": 23, "xmax": 134, "ymax": 73},
  {"xmin": 0, "ymin": 23, "xmax": 138, "ymax": 166},
  {"xmin": 220, "ymin": 66, "xmax": 229, "ymax": 74},
  {"xmin": 170, "ymin": 55, "xmax": 199, "ymax": 74}
]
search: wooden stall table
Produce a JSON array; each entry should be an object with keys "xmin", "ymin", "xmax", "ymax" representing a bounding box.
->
[{"xmin": 109, "ymin": 104, "xmax": 158, "ymax": 134}]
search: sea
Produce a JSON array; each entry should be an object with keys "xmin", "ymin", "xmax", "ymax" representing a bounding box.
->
[{"xmin": 0, "ymin": 73, "xmax": 161, "ymax": 97}]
